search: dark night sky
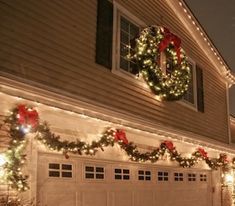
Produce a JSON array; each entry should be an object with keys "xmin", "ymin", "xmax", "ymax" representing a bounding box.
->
[{"xmin": 184, "ymin": 0, "xmax": 235, "ymax": 116}]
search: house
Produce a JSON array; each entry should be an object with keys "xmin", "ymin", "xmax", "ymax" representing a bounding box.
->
[{"xmin": 0, "ymin": 0, "xmax": 235, "ymax": 205}]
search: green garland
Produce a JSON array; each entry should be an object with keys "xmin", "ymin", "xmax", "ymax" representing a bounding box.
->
[
  {"xmin": 133, "ymin": 26, "xmax": 191, "ymax": 101},
  {"xmin": 0, "ymin": 105, "xmax": 233, "ymax": 191}
]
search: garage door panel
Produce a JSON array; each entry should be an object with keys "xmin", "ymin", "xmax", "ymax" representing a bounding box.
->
[
  {"xmin": 134, "ymin": 191, "xmax": 154, "ymax": 206},
  {"xmin": 43, "ymin": 192, "xmax": 76, "ymax": 206},
  {"xmin": 82, "ymin": 191, "xmax": 107, "ymax": 206},
  {"xmin": 113, "ymin": 191, "xmax": 133, "ymax": 206}
]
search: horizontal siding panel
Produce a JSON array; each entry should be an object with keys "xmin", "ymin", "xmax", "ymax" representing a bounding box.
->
[{"xmin": 0, "ymin": 0, "xmax": 229, "ymax": 142}]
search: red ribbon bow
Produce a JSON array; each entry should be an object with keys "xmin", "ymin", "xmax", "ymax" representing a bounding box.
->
[
  {"xmin": 198, "ymin": 148, "xmax": 208, "ymax": 159},
  {"xmin": 163, "ymin": 140, "xmax": 174, "ymax": 151},
  {"xmin": 158, "ymin": 27, "xmax": 182, "ymax": 64},
  {"xmin": 114, "ymin": 129, "xmax": 128, "ymax": 145},
  {"xmin": 17, "ymin": 105, "xmax": 39, "ymax": 128},
  {"xmin": 220, "ymin": 154, "xmax": 228, "ymax": 163}
]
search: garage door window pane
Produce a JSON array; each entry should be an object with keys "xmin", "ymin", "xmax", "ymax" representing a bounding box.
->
[
  {"xmin": 49, "ymin": 163, "xmax": 60, "ymax": 170},
  {"xmin": 49, "ymin": 171, "xmax": 60, "ymax": 177},
  {"xmin": 62, "ymin": 171, "xmax": 72, "ymax": 178}
]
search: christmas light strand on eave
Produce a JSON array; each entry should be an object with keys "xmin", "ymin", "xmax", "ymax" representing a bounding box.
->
[
  {"xmin": 0, "ymin": 90, "xmax": 235, "ymax": 156},
  {"xmin": 178, "ymin": 0, "xmax": 235, "ymax": 84}
]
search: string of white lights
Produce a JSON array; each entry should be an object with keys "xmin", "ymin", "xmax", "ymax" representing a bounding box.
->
[
  {"xmin": 1, "ymin": 87, "xmax": 235, "ymax": 157},
  {"xmin": 178, "ymin": 0, "xmax": 235, "ymax": 84}
]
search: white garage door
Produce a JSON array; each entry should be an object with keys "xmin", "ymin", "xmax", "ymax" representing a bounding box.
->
[{"xmin": 37, "ymin": 154, "xmax": 212, "ymax": 206}]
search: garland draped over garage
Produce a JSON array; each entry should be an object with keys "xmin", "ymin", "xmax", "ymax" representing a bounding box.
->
[{"xmin": 0, "ymin": 105, "xmax": 232, "ymax": 191}]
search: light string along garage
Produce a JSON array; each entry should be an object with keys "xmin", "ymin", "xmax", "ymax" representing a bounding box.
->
[
  {"xmin": 130, "ymin": 25, "xmax": 191, "ymax": 101},
  {"xmin": 0, "ymin": 104, "xmax": 234, "ymax": 191}
]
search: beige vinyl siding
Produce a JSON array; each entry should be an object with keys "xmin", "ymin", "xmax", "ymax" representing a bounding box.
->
[{"xmin": 0, "ymin": 0, "xmax": 229, "ymax": 143}]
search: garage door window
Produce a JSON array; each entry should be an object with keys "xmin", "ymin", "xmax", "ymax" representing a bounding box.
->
[
  {"xmin": 188, "ymin": 173, "xmax": 196, "ymax": 181},
  {"xmin": 138, "ymin": 170, "xmax": 151, "ymax": 181},
  {"xmin": 114, "ymin": 168, "xmax": 130, "ymax": 180},
  {"xmin": 200, "ymin": 174, "xmax": 207, "ymax": 181},
  {"xmin": 85, "ymin": 166, "xmax": 105, "ymax": 179},
  {"xmin": 174, "ymin": 172, "xmax": 183, "ymax": 181},
  {"xmin": 48, "ymin": 163, "xmax": 72, "ymax": 178},
  {"xmin": 157, "ymin": 171, "xmax": 169, "ymax": 181}
]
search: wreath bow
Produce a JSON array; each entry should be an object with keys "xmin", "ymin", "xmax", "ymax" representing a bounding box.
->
[
  {"xmin": 159, "ymin": 27, "xmax": 181, "ymax": 64},
  {"xmin": 114, "ymin": 129, "xmax": 128, "ymax": 145},
  {"xmin": 17, "ymin": 105, "xmax": 39, "ymax": 128}
]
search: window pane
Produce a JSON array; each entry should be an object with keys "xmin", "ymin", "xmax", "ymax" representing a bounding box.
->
[
  {"xmin": 62, "ymin": 164, "xmax": 72, "ymax": 170},
  {"xmin": 49, "ymin": 171, "xmax": 60, "ymax": 177},
  {"xmin": 62, "ymin": 172, "xmax": 72, "ymax": 178},
  {"xmin": 138, "ymin": 170, "xmax": 144, "ymax": 175},
  {"xmin": 121, "ymin": 17, "xmax": 129, "ymax": 32},
  {"xmin": 86, "ymin": 173, "xmax": 94, "ymax": 179},
  {"xmin": 119, "ymin": 16, "xmax": 139, "ymax": 75},
  {"xmin": 138, "ymin": 176, "xmax": 144, "ymax": 180},
  {"xmin": 123, "ymin": 175, "xmax": 130, "ymax": 180},
  {"xmin": 146, "ymin": 176, "xmax": 151, "ymax": 181},
  {"xmin": 115, "ymin": 169, "xmax": 122, "ymax": 173},
  {"xmin": 96, "ymin": 174, "xmax": 104, "ymax": 179},
  {"xmin": 123, "ymin": 169, "xmax": 129, "ymax": 174},
  {"xmin": 85, "ymin": 166, "xmax": 94, "ymax": 172},
  {"xmin": 145, "ymin": 171, "xmax": 151, "ymax": 175},
  {"xmin": 49, "ymin": 163, "xmax": 60, "ymax": 170},
  {"xmin": 96, "ymin": 167, "xmax": 104, "ymax": 173},
  {"xmin": 115, "ymin": 175, "xmax": 122, "ymax": 180},
  {"xmin": 120, "ymin": 57, "xmax": 129, "ymax": 71}
]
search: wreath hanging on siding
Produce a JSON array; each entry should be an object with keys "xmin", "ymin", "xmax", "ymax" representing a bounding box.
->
[{"xmin": 133, "ymin": 26, "xmax": 191, "ymax": 101}]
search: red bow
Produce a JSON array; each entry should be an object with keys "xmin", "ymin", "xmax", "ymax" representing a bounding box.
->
[
  {"xmin": 158, "ymin": 27, "xmax": 181, "ymax": 64},
  {"xmin": 198, "ymin": 148, "xmax": 208, "ymax": 159},
  {"xmin": 220, "ymin": 154, "xmax": 228, "ymax": 163},
  {"xmin": 163, "ymin": 140, "xmax": 174, "ymax": 151},
  {"xmin": 17, "ymin": 105, "xmax": 39, "ymax": 128},
  {"xmin": 114, "ymin": 129, "xmax": 128, "ymax": 145}
]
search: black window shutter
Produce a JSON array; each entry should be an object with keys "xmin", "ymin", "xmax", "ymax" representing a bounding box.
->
[
  {"xmin": 96, "ymin": 0, "xmax": 113, "ymax": 69},
  {"xmin": 196, "ymin": 65, "xmax": 204, "ymax": 112}
]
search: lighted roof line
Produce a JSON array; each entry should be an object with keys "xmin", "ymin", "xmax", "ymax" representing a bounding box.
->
[
  {"xmin": 178, "ymin": 0, "xmax": 235, "ymax": 84},
  {"xmin": 180, "ymin": 1, "xmax": 228, "ymax": 69}
]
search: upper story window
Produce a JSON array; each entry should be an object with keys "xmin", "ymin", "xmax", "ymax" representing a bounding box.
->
[{"xmin": 95, "ymin": 0, "xmax": 204, "ymax": 112}]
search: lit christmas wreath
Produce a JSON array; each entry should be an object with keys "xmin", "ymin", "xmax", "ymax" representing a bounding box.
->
[{"xmin": 134, "ymin": 26, "xmax": 191, "ymax": 101}]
